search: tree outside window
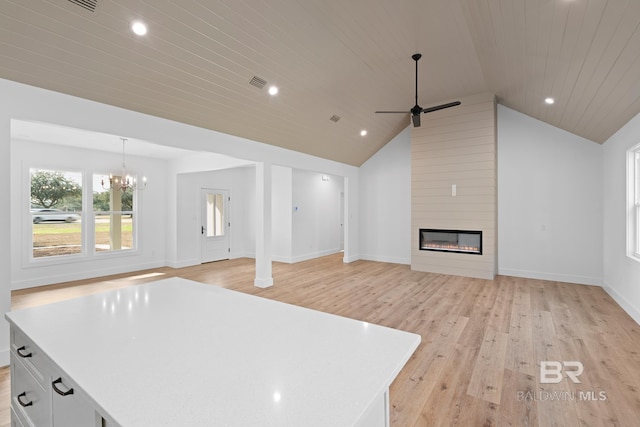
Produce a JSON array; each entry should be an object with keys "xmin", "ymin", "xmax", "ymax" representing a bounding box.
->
[
  {"xmin": 29, "ymin": 169, "xmax": 139, "ymax": 260},
  {"xmin": 30, "ymin": 169, "xmax": 83, "ymax": 258}
]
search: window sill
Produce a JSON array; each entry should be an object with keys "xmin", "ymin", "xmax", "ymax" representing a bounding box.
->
[{"xmin": 627, "ymin": 252, "xmax": 640, "ymax": 264}]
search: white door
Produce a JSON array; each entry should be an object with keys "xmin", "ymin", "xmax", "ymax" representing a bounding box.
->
[{"xmin": 200, "ymin": 189, "xmax": 230, "ymax": 263}]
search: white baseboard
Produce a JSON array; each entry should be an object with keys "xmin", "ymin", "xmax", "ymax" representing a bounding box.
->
[
  {"xmin": 497, "ymin": 267, "xmax": 602, "ymax": 286},
  {"xmin": 359, "ymin": 254, "xmax": 410, "ymax": 265},
  {"xmin": 291, "ymin": 248, "xmax": 342, "ymax": 263},
  {"xmin": 170, "ymin": 253, "xmax": 257, "ymax": 267},
  {"xmin": 273, "ymin": 250, "xmax": 349, "ymax": 264},
  {"xmin": 166, "ymin": 258, "xmax": 200, "ymax": 269},
  {"xmin": 343, "ymin": 253, "xmax": 360, "ymax": 263},
  {"xmin": 231, "ymin": 252, "xmax": 255, "ymax": 260},
  {"xmin": 254, "ymin": 277, "xmax": 274, "ymax": 288},
  {"xmin": 602, "ymin": 282, "xmax": 640, "ymax": 326},
  {"xmin": 12, "ymin": 260, "xmax": 167, "ymax": 290}
]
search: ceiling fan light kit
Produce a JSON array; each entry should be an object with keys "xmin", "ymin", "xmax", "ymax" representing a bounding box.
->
[{"xmin": 376, "ymin": 53, "xmax": 461, "ymax": 127}]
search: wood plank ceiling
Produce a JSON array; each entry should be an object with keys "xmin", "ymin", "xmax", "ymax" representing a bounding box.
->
[{"xmin": 1, "ymin": 0, "xmax": 639, "ymax": 166}]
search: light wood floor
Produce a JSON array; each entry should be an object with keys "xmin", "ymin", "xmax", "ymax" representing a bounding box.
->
[{"xmin": 2, "ymin": 254, "xmax": 640, "ymax": 426}]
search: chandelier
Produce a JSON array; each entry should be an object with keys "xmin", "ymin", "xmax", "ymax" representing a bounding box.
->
[{"xmin": 101, "ymin": 138, "xmax": 147, "ymax": 191}]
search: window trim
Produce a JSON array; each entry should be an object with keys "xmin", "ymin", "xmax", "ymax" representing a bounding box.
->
[
  {"xmin": 91, "ymin": 211, "xmax": 138, "ymax": 256},
  {"xmin": 27, "ymin": 166, "xmax": 86, "ymax": 265},
  {"xmin": 92, "ymin": 172, "xmax": 139, "ymax": 256},
  {"xmin": 25, "ymin": 165, "xmax": 141, "ymax": 268}
]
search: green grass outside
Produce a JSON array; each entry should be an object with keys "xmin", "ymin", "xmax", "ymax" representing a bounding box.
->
[
  {"xmin": 96, "ymin": 223, "xmax": 133, "ymax": 233},
  {"xmin": 32, "ymin": 222, "xmax": 82, "ymax": 235},
  {"xmin": 32, "ymin": 222, "xmax": 133, "ymax": 235},
  {"xmin": 32, "ymin": 219, "xmax": 134, "ymax": 257}
]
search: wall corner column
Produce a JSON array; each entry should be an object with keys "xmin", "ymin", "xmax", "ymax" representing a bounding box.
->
[
  {"xmin": 0, "ymin": 114, "xmax": 11, "ymax": 366},
  {"xmin": 255, "ymin": 162, "xmax": 274, "ymax": 288}
]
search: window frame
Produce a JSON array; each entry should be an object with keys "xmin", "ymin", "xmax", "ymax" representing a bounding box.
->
[
  {"xmin": 25, "ymin": 164, "xmax": 141, "ymax": 267},
  {"xmin": 27, "ymin": 166, "xmax": 86, "ymax": 265},
  {"xmin": 92, "ymin": 173, "xmax": 139, "ymax": 257}
]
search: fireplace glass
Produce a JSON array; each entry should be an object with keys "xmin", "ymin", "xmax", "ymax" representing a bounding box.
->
[{"xmin": 419, "ymin": 229, "xmax": 482, "ymax": 255}]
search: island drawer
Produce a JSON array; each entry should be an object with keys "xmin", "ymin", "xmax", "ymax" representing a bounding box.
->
[
  {"xmin": 11, "ymin": 359, "xmax": 51, "ymax": 427},
  {"xmin": 51, "ymin": 373, "xmax": 99, "ymax": 426},
  {"xmin": 11, "ymin": 407, "xmax": 25, "ymax": 427},
  {"xmin": 11, "ymin": 327, "xmax": 49, "ymax": 386}
]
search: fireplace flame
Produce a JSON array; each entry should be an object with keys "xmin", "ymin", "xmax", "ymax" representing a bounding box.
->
[{"xmin": 421, "ymin": 243, "xmax": 480, "ymax": 253}]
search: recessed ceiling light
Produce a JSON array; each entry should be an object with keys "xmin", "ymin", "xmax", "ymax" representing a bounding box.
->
[
  {"xmin": 545, "ymin": 97, "xmax": 555, "ymax": 105},
  {"xmin": 131, "ymin": 21, "xmax": 148, "ymax": 36},
  {"xmin": 268, "ymin": 86, "xmax": 279, "ymax": 96},
  {"xmin": 360, "ymin": 130, "xmax": 367, "ymax": 136}
]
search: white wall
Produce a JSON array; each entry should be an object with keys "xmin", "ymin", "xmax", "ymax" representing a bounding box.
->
[
  {"xmin": 603, "ymin": 111, "xmax": 640, "ymax": 324},
  {"xmin": 175, "ymin": 166, "xmax": 256, "ymax": 267},
  {"xmin": 0, "ymin": 106, "xmax": 10, "ymax": 366},
  {"xmin": 272, "ymin": 166, "xmax": 293, "ymax": 262},
  {"xmin": 271, "ymin": 166, "xmax": 345, "ymax": 264},
  {"xmin": 357, "ymin": 106, "xmax": 605, "ymax": 281},
  {"xmin": 497, "ymin": 105, "xmax": 603, "ymax": 285},
  {"xmin": 10, "ymin": 140, "xmax": 168, "ymax": 289},
  {"xmin": 359, "ymin": 126, "xmax": 412, "ymax": 264},
  {"xmin": 292, "ymin": 170, "xmax": 344, "ymax": 262},
  {"xmin": 1, "ymin": 77, "xmax": 360, "ymax": 366}
]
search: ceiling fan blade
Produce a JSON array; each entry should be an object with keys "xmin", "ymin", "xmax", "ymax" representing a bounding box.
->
[
  {"xmin": 421, "ymin": 101, "xmax": 461, "ymax": 114},
  {"xmin": 375, "ymin": 54, "xmax": 455, "ymax": 125}
]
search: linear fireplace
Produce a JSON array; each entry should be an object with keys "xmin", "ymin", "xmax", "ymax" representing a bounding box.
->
[{"xmin": 419, "ymin": 229, "xmax": 482, "ymax": 255}]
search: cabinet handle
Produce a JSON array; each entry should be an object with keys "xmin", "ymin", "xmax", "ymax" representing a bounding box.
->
[
  {"xmin": 52, "ymin": 377, "xmax": 74, "ymax": 396},
  {"xmin": 17, "ymin": 392, "xmax": 33, "ymax": 407},
  {"xmin": 16, "ymin": 346, "xmax": 32, "ymax": 358}
]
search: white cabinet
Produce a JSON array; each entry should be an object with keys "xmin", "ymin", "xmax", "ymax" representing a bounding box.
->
[
  {"xmin": 11, "ymin": 327, "xmax": 49, "ymax": 386},
  {"xmin": 51, "ymin": 375, "xmax": 97, "ymax": 427},
  {"xmin": 6, "ymin": 278, "xmax": 421, "ymax": 426},
  {"xmin": 10, "ymin": 327, "xmax": 102, "ymax": 427},
  {"xmin": 11, "ymin": 408, "xmax": 25, "ymax": 427},
  {"xmin": 11, "ymin": 359, "xmax": 50, "ymax": 427}
]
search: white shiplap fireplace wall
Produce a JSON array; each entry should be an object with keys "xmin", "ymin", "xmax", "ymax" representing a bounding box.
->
[{"xmin": 411, "ymin": 93, "xmax": 497, "ymax": 280}]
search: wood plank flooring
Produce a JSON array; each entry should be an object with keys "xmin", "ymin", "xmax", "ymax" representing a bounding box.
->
[{"xmin": 2, "ymin": 254, "xmax": 640, "ymax": 426}]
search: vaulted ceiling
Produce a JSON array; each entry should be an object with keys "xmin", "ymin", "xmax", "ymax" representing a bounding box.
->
[{"xmin": 2, "ymin": 0, "xmax": 639, "ymax": 166}]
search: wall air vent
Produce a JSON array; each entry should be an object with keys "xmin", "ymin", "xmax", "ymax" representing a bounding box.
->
[
  {"xmin": 249, "ymin": 76, "xmax": 267, "ymax": 89},
  {"xmin": 67, "ymin": 0, "xmax": 100, "ymax": 12},
  {"xmin": 329, "ymin": 115, "xmax": 341, "ymax": 123}
]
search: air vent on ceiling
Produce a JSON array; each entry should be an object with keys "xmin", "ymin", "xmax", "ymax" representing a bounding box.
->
[
  {"xmin": 67, "ymin": 0, "xmax": 100, "ymax": 12},
  {"xmin": 329, "ymin": 115, "xmax": 341, "ymax": 123},
  {"xmin": 249, "ymin": 76, "xmax": 267, "ymax": 89}
]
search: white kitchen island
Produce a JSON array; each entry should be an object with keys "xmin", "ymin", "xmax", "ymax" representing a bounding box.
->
[{"xmin": 6, "ymin": 277, "xmax": 420, "ymax": 426}]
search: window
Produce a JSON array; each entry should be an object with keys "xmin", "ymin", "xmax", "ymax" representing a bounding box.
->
[
  {"xmin": 629, "ymin": 144, "xmax": 640, "ymax": 261},
  {"xmin": 27, "ymin": 168, "xmax": 139, "ymax": 263},
  {"xmin": 206, "ymin": 192, "xmax": 225, "ymax": 237},
  {"xmin": 30, "ymin": 169, "xmax": 83, "ymax": 258},
  {"xmin": 93, "ymin": 174, "xmax": 136, "ymax": 253}
]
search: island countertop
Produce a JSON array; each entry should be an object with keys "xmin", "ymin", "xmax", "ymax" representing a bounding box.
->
[{"xmin": 5, "ymin": 277, "xmax": 420, "ymax": 426}]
